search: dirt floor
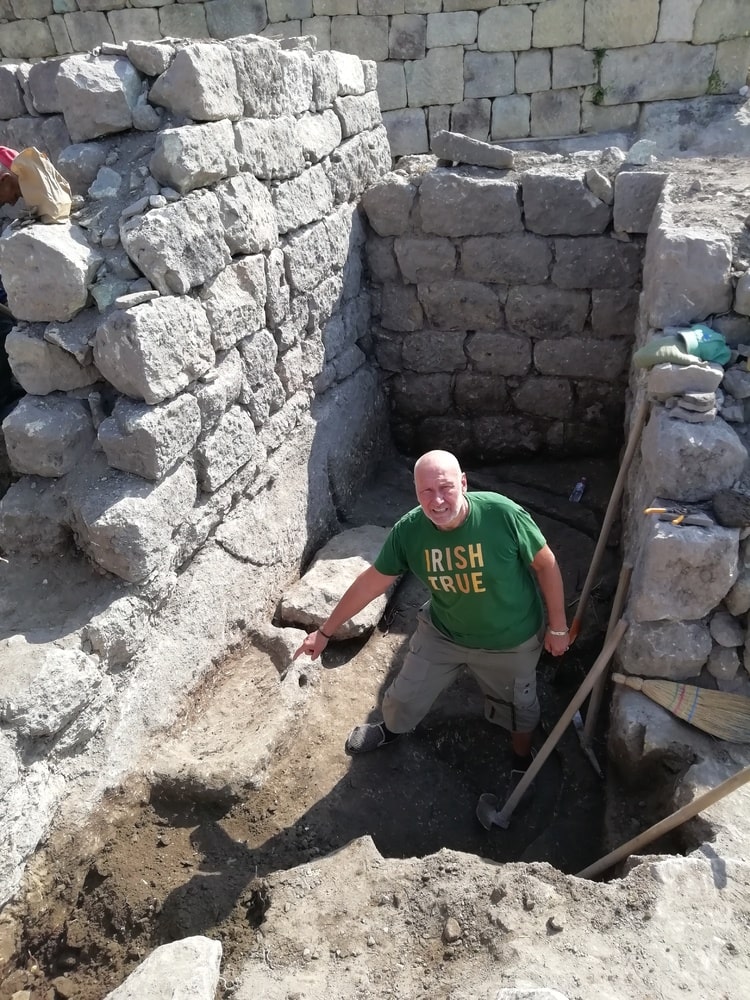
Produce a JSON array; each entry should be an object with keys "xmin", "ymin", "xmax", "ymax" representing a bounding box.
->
[{"xmin": 0, "ymin": 454, "xmax": 662, "ymax": 1000}]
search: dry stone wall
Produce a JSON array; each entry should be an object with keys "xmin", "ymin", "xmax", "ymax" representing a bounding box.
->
[
  {"xmin": 0, "ymin": 35, "xmax": 391, "ymax": 587},
  {"xmin": 613, "ymin": 176, "xmax": 750, "ymax": 757},
  {"xmin": 0, "ymin": 2, "xmax": 748, "ymax": 157},
  {"xmin": 362, "ymin": 149, "xmax": 660, "ymax": 460}
]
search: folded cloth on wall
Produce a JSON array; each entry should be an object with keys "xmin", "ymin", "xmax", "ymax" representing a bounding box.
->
[
  {"xmin": 633, "ymin": 335, "xmax": 700, "ymax": 368},
  {"xmin": 634, "ymin": 324, "xmax": 730, "ymax": 369},
  {"xmin": 671, "ymin": 323, "xmax": 731, "ymax": 365}
]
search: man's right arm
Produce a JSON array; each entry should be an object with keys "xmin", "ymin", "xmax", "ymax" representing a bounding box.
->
[{"xmin": 293, "ymin": 564, "xmax": 398, "ymax": 661}]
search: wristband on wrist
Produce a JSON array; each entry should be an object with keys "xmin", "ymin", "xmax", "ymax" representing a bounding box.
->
[
  {"xmin": 318, "ymin": 627, "xmax": 333, "ymax": 639},
  {"xmin": 547, "ymin": 628, "xmax": 569, "ymax": 636}
]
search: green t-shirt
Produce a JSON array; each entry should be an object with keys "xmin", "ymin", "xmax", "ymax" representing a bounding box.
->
[{"xmin": 374, "ymin": 491, "xmax": 546, "ymax": 649}]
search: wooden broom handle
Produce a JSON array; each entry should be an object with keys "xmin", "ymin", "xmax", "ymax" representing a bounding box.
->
[
  {"xmin": 568, "ymin": 396, "xmax": 649, "ymax": 645},
  {"xmin": 581, "ymin": 562, "xmax": 633, "ymax": 747},
  {"xmin": 494, "ymin": 618, "xmax": 628, "ymax": 828},
  {"xmin": 577, "ymin": 764, "xmax": 750, "ymax": 879}
]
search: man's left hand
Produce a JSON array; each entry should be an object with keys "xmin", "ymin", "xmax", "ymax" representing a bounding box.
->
[{"xmin": 544, "ymin": 628, "xmax": 569, "ymax": 656}]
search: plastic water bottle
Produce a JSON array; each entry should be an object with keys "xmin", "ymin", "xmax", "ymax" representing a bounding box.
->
[{"xmin": 569, "ymin": 477, "xmax": 586, "ymax": 503}]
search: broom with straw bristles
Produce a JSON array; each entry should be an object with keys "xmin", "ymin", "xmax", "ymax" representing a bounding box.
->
[{"xmin": 612, "ymin": 673, "xmax": 750, "ymax": 743}]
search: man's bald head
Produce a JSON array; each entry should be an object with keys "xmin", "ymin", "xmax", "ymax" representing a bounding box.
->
[{"xmin": 413, "ymin": 451, "xmax": 468, "ymax": 530}]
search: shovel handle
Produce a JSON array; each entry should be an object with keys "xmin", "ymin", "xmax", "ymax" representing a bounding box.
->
[
  {"xmin": 494, "ymin": 618, "xmax": 628, "ymax": 828},
  {"xmin": 569, "ymin": 396, "xmax": 648, "ymax": 646}
]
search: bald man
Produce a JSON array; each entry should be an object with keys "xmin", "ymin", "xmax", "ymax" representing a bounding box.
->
[{"xmin": 294, "ymin": 450, "xmax": 568, "ymax": 802}]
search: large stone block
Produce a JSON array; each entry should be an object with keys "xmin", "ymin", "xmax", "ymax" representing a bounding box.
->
[
  {"xmin": 149, "ymin": 42, "xmax": 243, "ymax": 122},
  {"xmin": 585, "ymin": 0, "xmax": 659, "ymax": 48},
  {"xmin": 157, "ymin": 7, "xmax": 207, "ymax": 40},
  {"xmin": 506, "ymin": 285, "xmax": 588, "ymax": 337},
  {"xmin": 399, "ymin": 329, "xmax": 464, "ymax": 373},
  {"xmin": 120, "ymin": 190, "xmax": 231, "ymax": 296},
  {"xmin": 215, "ymin": 174, "xmax": 278, "ymax": 256},
  {"xmin": 617, "ymin": 620, "xmax": 712, "ymax": 678},
  {"xmin": 98, "ymin": 394, "xmax": 201, "ymax": 481},
  {"xmin": 379, "ymin": 283, "xmax": 423, "ymax": 331},
  {"xmin": 450, "ymin": 99, "xmax": 491, "ymax": 141},
  {"xmin": 490, "ymin": 94, "xmax": 530, "ymax": 139},
  {"xmin": 150, "ymin": 120, "xmax": 239, "ymax": 195},
  {"xmin": 376, "ymin": 60, "xmax": 407, "ymax": 111},
  {"xmin": 640, "ymin": 408, "xmax": 747, "ymax": 502},
  {"xmin": 389, "ymin": 13, "xmax": 426, "ymax": 59},
  {"xmin": 328, "ymin": 49, "xmax": 366, "ymax": 96},
  {"xmin": 477, "ymin": 5, "xmax": 532, "ymax": 51},
  {"xmin": 716, "ymin": 37, "xmax": 750, "ymax": 90},
  {"xmin": 200, "ymin": 256, "xmax": 267, "ymax": 351},
  {"xmin": 530, "ymin": 88, "xmax": 580, "ymax": 137},
  {"xmin": 630, "ymin": 518, "xmax": 739, "ymax": 623},
  {"xmin": 331, "ymin": 14, "xmax": 389, "ymax": 61},
  {"xmin": 194, "ymin": 405, "xmax": 263, "ymax": 493},
  {"xmin": 296, "ymin": 109, "xmax": 342, "ymax": 160},
  {"xmin": 693, "ymin": 0, "xmax": 749, "ymax": 44},
  {"xmin": 333, "ymin": 90, "xmax": 382, "ymax": 137},
  {"xmin": 552, "ymin": 237, "xmax": 642, "ymax": 289},
  {"xmin": 613, "ymin": 170, "xmax": 668, "ymax": 234},
  {"xmin": 94, "ymin": 296, "xmax": 214, "ymax": 404},
  {"xmin": 223, "ymin": 35, "xmax": 283, "ymax": 117},
  {"xmin": 325, "ymin": 126, "xmax": 391, "ymax": 204},
  {"xmin": 516, "ymin": 49, "xmax": 550, "ymax": 94},
  {"xmin": 0, "ymin": 223, "xmax": 102, "ymax": 323},
  {"xmin": 56, "ymin": 54, "xmax": 141, "ymax": 143},
  {"xmin": 234, "ymin": 115, "xmax": 306, "ymax": 180},
  {"xmin": 591, "ymin": 289, "xmax": 639, "ymax": 338},
  {"xmin": 551, "ymin": 46, "xmax": 597, "ymax": 89},
  {"xmin": 418, "ymin": 280, "xmax": 502, "ymax": 331},
  {"xmin": 454, "ymin": 371, "xmax": 507, "ymax": 413},
  {"xmin": 108, "ymin": 9, "xmax": 161, "ymax": 45},
  {"xmin": 382, "ymin": 108, "xmax": 429, "ymax": 156},
  {"xmin": 273, "ymin": 165, "xmax": 335, "ymax": 234},
  {"xmin": 0, "ymin": 64, "xmax": 26, "ymax": 120},
  {"xmin": 656, "ymin": 0, "xmax": 702, "ymax": 42},
  {"xmin": 0, "ymin": 20, "xmax": 56, "ymax": 59},
  {"xmin": 63, "ymin": 12, "xmax": 114, "ymax": 53},
  {"xmin": 279, "ymin": 48, "xmax": 315, "ymax": 114},
  {"xmin": 512, "ymin": 376, "xmax": 573, "ymax": 420},
  {"xmin": 460, "ymin": 234, "xmax": 551, "ymax": 285},
  {"xmin": 361, "ymin": 174, "xmax": 417, "ymax": 236},
  {"xmin": 532, "ymin": 0, "xmax": 584, "ymax": 48},
  {"xmin": 643, "ymin": 212, "xmax": 733, "ymax": 328},
  {"xmin": 3, "ymin": 394, "xmax": 95, "ymax": 478},
  {"xmin": 66, "ymin": 455, "xmax": 197, "ymax": 582},
  {"xmin": 394, "ymin": 237, "xmax": 456, "ymax": 283},
  {"xmin": 405, "ymin": 45, "xmax": 464, "ymax": 106},
  {"xmin": 599, "ymin": 43, "xmax": 716, "ymax": 104},
  {"xmin": 419, "ymin": 169, "xmax": 522, "ymax": 237},
  {"xmin": 0, "ymin": 477, "xmax": 69, "ymax": 556},
  {"xmin": 464, "ymin": 50, "xmax": 514, "ymax": 99},
  {"xmin": 534, "ymin": 337, "xmax": 629, "ymax": 379},
  {"xmin": 27, "ymin": 57, "xmax": 64, "ymax": 114},
  {"xmin": 426, "ymin": 11, "xmax": 477, "ymax": 47},
  {"xmin": 5, "ymin": 324, "xmax": 99, "ymax": 394},
  {"xmin": 205, "ymin": 0, "xmax": 268, "ymax": 39},
  {"xmin": 522, "ymin": 171, "xmax": 611, "ymax": 235}
]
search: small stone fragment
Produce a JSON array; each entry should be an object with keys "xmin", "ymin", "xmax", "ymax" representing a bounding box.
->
[{"xmin": 442, "ymin": 917, "xmax": 462, "ymax": 943}]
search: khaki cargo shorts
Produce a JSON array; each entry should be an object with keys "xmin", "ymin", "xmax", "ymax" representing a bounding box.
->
[{"xmin": 382, "ymin": 604, "xmax": 542, "ymax": 735}]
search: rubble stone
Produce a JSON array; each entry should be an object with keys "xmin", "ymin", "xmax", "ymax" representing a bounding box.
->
[
  {"xmin": 56, "ymin": 54, "xmax": 141, "ymax": 142},
  {"xmin": 2, "ymin": 395, "xmax": 95, "ymax": 478},
  {"xmin": 150, "ymin": 120, "xmax": 239, "ymax": 195},
  {"xmin": 6, "ymin": 324, "xmax": 99, "ymax": 395},
  {"xmin": 149, "ymin": 42, "xmax": 242, "ymax": 121},
  {"xmin": 98, "ymin": 394, "xmax": 202, "ymax": 482}
]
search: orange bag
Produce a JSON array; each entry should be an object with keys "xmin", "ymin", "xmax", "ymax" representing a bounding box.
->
[{"xmin": 11, "ymin": 146, "xmax": 72, "ymax": 223}]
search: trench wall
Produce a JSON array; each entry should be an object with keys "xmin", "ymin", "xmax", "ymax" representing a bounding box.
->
[
  {"xmin": 0, "ymin": 1, "xmax": 748, "ymax": 156},
  {"xmin": 361, "ymin": 155, "xmax": 659, "ymax": 460}
]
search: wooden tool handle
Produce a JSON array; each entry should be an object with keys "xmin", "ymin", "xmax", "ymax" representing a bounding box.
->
[
  {"xmin": 612, "ymin": 673, "xmax": 643, "ymax": 691},
  {"xmin": 577, "ymin": 764, "xmax": 750, "ymax": 879},
  {"xmin": 569, "ymin": 396, "xmax": 649, "ymax": 645}
]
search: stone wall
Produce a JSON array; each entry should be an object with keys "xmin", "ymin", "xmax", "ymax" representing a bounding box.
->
[
  {"xmin": 361, "ymin": 149, "xmax": 663, "ymax": 460},
  {"xmin": 614, "ymin": 177, "xmax": 750, "ymax": 749},
  {"xmin": 1, "ymin": 2, "xmax": 748, "ymax": 157},
  {"xmin": 0, "ymin": 35, "xmax": 391, "ymax": 585}
]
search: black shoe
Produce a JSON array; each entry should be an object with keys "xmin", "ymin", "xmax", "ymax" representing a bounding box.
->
[{"xmin": 345, "ymin": 722, "xmax": 399, "ymax": 755}]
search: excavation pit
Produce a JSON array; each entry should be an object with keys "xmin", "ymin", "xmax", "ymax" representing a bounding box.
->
[{"xmin": 0, "ymin": 452, "xmax": 705, "ymax": 1000}]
